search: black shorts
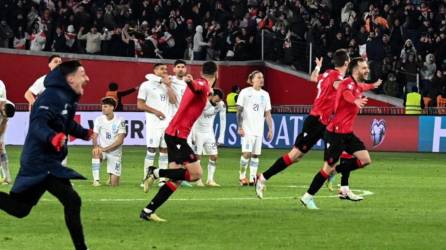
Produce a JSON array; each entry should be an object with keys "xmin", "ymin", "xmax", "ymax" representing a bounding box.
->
[
  {"xmin": 294, "ymin": 115, "xmax": 326, "ymax": 153},
  {"xmin": 323, "ymin": 130, "xmax": 366, "ymax": 166},
  {"xmin": 164, "ymin": 133, "xmax": 198, "ymax": 165}
]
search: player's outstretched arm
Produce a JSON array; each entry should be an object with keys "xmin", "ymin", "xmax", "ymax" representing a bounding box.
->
[
  {"xmin": 265, "ymin": 111, "xmax": 273, "ymax": 141},
  {"xmin": 310, "ymin": 57, "xmax": 323, "ymax": 82},
  {"xmin": 236, "ymin": 105, "xmax": 244, "ymax": 136},
  {"xmin": 29, "ymin": 105, "xmax": 60, "ymax": 144},
  {"xmin": 67, "ymin": 119, "xmax": 92, "ymax": 141}
]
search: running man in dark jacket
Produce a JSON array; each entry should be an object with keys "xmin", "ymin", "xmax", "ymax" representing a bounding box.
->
[{"xmin": 0, "ymin": 60, "xmax": 92, "ymax": 250}]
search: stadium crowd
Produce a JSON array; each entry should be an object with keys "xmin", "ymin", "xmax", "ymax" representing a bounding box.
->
[{"xmin": 1, "ymin": 0, "xmax": 446, "ymax": 105}]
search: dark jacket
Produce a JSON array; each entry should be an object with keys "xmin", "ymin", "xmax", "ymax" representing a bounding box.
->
[{"xmin": 12, "ymin": 68, "xmax": 90, "ymax": 193}]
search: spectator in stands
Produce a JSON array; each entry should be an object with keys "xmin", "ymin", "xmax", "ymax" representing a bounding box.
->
[
  {"xmin": 400, "ymin": 53, "xmax": 419, "ymax": 92},
  {"xmin": 29, "ymin": 21, "xmax": 46, "ymax": 51},
  {"xmin": 420, "ymin": 54, "xmax": 437, "ymax": 93},
  {"xmin": 0, "ymin": 19, "xmax": 13, "ymax": 48},
  {"xmin": 77, "ymin": 26, "xmax": 109, "ymax": 54},
  {"xmin": 383, "ymin": 72, "xmax": 401, "ymax": 98},
  {"xmin": 105, "ymin": 82, "xmax": 138, "ymax": 112},
  {"xmin": 193, "ymin": 25, "xmax": 209, "ymax": 60},
  {"xmin": 13, "ymin": 26, "xmax": 28, "ymax": 50},
  {"xmin": 52, "ymin": 26, "xmax": 67, "ymax": 52}
]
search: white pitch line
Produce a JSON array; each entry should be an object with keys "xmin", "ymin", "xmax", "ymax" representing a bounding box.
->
[{"xmin": 40, "ymin": 189, "xmax": 374, "ymax": 202}]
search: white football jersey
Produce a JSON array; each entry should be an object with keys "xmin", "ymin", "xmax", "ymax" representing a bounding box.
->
[
  {"xmin": 94, "ymin": 115, "xmax": 127, "ymax": 157},
  {"xmin": 137, "ymin": 74, "xmax": 170, "ymax": 129},
  {"xmin": 29, "ymin": 75, "xmax": 46, "ymax": 95},
  {"xmin": 0, "ymin": 80, "xmax": 6, "ymax": 99},
  {"xmin": 237, "ymin": 87, "xmax": 271, "ymax": 136},
  {"xmin": 169, "ymin": 76, "xmax": 187, "ymax": 117},
  {"xmin": 193, "ymin": 100, "xmax": 226, "ymax": 143}
]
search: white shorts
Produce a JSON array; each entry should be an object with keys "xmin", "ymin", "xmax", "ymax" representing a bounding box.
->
[
  {"xmin": 241, "ymin": 135, "xmax": 263, "ymax": 155},
  {"xmin": 146, "ymin": 127, "xmax": 167, "ymax": 148},
  {"xmin": 190, "ymin": 132, "xmax": 218, "ymax": 156},
  {"xmin": 101, "ymin": 153, "xmax": 122, "ymax": 176}
]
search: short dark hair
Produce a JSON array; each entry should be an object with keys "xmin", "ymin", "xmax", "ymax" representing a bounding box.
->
[
  {"xmin": 212, "ymin": 88, "xmax": 224, "ymax": 99},
  {"xmin": 348, "ymin": 57, "xmax": 366, "ymax": 73},
  {"xmin": 174, "ymin": 59, "xmax": 186, "ymax": 66},
  {"xmin": 58, "ymin": 60, "xmax": 82, "ymax": 77},
  {"xmin": 202, "ymin": 61, "xmax": 217, "ymax": 76},
  {"xmin": 333, "ymin": 49, "xmax": 350, "ymax": 67},
  {"xmin": 109, "ymin": 82, "xmax": 118, "ymax": 91},
  {"xmin": 48, "ymin": 54, "xmax": 61, "ymax": 63},
  {"xmin": 4, "ymin": 102, "xmax": 15, "ymax": 118},
  {"xmin": 101, "ymin": 97, "xmax": 117, "ymax": 108},
  {"xmin": 412, "ymin": 86, "xmax": 419, "ymax": 93},
  {"xmin": 231, "ymin": 85, "xmax": 240, "ymax": 92},
  {"xmin": 153, "ymin": 63, "xmax": 166, "ymax": 69}
]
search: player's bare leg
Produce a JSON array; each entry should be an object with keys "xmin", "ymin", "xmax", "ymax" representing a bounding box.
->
[
  {"xmin": 110, "ymin": 174, "xmax": 119, "ymax": 187},
  {"xmin": 0, "ymin": 143, "xmax": 12, "ymax": 185},
  {"xmin": 91, "ymin": 148, "xmax": 102, "ymax": 187},
  {"xmin": 193, "ymin": 155, "xmax": 204, "ymax": 187},
  {"xmin": 249, "ymin": 154, "xmax": 260, "ymax": 186},
  {"xmin": 239, "ymin": 152, "xmax": 251, "ymax": 186},
  {"xmin": 206, "ymin": 155, "xmax": 220, "ymax": 187}
]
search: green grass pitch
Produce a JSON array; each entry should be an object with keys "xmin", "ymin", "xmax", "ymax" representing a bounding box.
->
[{"xmin": 0, "ymin": 146, "xmax": 445, "ymax": 250}]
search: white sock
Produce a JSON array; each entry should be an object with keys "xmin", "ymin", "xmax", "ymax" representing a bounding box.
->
[
  {"xmin": 249, "ymin": 158, "xmax": 259, "ymax": 182},
  {"xmin": 239, "ymin": 156, "xmax": 249, "ymax": 179},
  {"xmin": 0, "ymin": 153, "xmax": 11, "ymax": 182},
  {"xmin": 341, "ymin": 186, "xmax": 350, "ymax": 194},
  {"xmin": 144, "ymin": 151, "xmax": 156, "ymax": 179},
  {"xmin": 92, "ymin": 159, "xmax": 100, "ymax": 181},
  {"xmin": 207, "ymin": 160, "xmax": 216, "ymax": 182},
  {"xmin": 158, "ymin": 152, "xmax": 168, "ymax": 182},
  {"xmin": 62, "ymin": 156, "xmax": 68, "ymax": 166}
]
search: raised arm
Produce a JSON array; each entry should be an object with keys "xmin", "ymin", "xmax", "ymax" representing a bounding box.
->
[{"xmin": 310, "ymin": 57, "xmax": 323, "ymax": 82}]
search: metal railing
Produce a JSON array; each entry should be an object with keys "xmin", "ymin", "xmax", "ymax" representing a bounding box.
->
[{"xmin": 14, "ymin": 103, "xmax": 446, "ymax": 115}]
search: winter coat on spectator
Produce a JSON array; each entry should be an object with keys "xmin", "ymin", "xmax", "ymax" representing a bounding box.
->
[
  {"xmin": 0, "ymin": 21, "xmax": 13, "ymax": 48},
  {"xmin": 30, "ymin": 31, "xmax": 46, "ymax": 51},
  {"xmin": 193, "ymin": 25, "xmax": 208, "ymax": 60},
  {"xmin": 383, "ymin": 73, "xmax": 401, "ymax": 97},
  {"xmin": 77, "ymin": 31, "xmax": 107, "ymax": 54},
  {"xmin": 420, "ymin": 54, "xmax": 437, "ymax": 81},
  {"xmin": 341, "ymin": 2, "xmax": 356, "ymax": 26}
]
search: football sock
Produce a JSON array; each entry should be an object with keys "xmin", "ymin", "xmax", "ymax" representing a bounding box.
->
[
  {"xmin": 91, "ymin": 159, "xmax": 100, "ymax": 181},
  {"xmin": 145, "ymin": 181, "xmax": 177, "ymax": 213},
  {"xmin": 0, "ymin": 153, "xmax": 11, "ymax": 182},
  {"xmin": 207, "ymin": 160, "xmax": 216, "ymax": 182},
  {"xmin": 158, "ymin": 152, "xmax": 168, "ymax": 182},
  {"xmin": 336, "ymin": 158, "xmax": 360, "ymax": 186},
  {"xmin": 62, "ymin": 156, "xmax": 68, "ymax": 166},
  {"xmin": 262, "ymin": 154, "xmax": 293, "ymax": 180},
  {"xmin": 307, "ymin": 169, "xmax": 330, "ymax": 195},
  {"xmin": 249, "ymin": 158, "xmax": 259, "ymax": 182},
  {"xmin": 157, "ymin": 169, "xmax": 191, "ymax": 181},
  {"xmin": 144, "ymin": 151, "xmax": 156, "ymax": 179},
  {"xmin": 239, "ymin": 156, "xmax": 249, "ymax": 179}
]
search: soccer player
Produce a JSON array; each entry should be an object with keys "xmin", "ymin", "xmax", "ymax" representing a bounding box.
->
[
  {"xmin": 237, "ymin": 70, "xmax": 273, "ymax": 186},
  {"xmin": 255, "ymin": 49, "xmax": 350, "ymax": 198},
  {"xmin": 140, "ymin": 61, "xmax": 217, "ymax": 222},
  {"xmin": 189, "ymin": 88, "xmax": 226, "ymax": 187},
  {"xmin": 137, "ymin": 63, "xmax": 177, "ymax": 186},
  {"xmin": 91, "ymin": 97, "xmax": 127, "ymax": 187},
  {"xmin": 24, "ymin": 54, "xmax": 62, "ymax": 109},
  {"xmin": 300, "ymin": 57, "xmax": 382, "ymax": 209},
  {"xmin": 0, "ymin": 61, "xmax": 92, "ymax": 249},
  {"xmin": 0, "ymin": 98, "xmax": 16, "ymax": 185}
]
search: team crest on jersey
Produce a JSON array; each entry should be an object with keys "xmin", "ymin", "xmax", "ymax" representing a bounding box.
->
[{"xmin": 370, "ymin": 119, "xmax": 386, "ymax": 147}]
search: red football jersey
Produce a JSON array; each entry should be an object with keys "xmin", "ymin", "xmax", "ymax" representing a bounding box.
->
[
  {"xmin": 327, "ymin": 77, "xmax": 373, "ymax": 134},
  {"xmin": 165, "ymin": 78, "xmax": 211, "ymax": 139},
  {"xmin": 309, "ymin": 69, "xmax": 343, "ymax": 125}
]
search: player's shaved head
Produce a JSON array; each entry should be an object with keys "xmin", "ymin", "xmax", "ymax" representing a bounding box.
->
[{"xmin": 202, "ymin": 61, "xmax": 217, "ymax": 76}]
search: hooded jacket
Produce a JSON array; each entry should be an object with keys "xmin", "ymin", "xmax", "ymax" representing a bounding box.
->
[{"xmin": 12, "ymin": 68, "xmax": 90, "ymax": 193}]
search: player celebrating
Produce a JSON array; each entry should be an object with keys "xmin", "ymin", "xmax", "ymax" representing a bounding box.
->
[
  {"xmin": 0, "ymin": 98, "xmax": 16, "ymax": 185},
  {"xmin": 237, "ymin": 71, "xmax": 273, "ymax": 186},
  {"xmin": 0, "ymin": 61, "xmax": 92, "ymax": 249},
  {"xmin": 24, "ymin": 54, "xmax": 62, "ymax": 109},
  {"xmin": 137, "ymin": 63, "xmax": 177, "ymax": 186},
  {"xmin": 255, "ymin": 49, "xmax": 350, "ymax": 198},
  {"xmin": 189, "ymin": 88, "xmax": 226, "ymax": 187},
  {"xmin": 91, "ymin": 97, "xmax": 127, "ymax": 187},
  {"xmin": 140, "ymin": 61, "xmax": 217, "ymax": 222},
  {"xmin": 300, "ymin": 57, "xmax": 382, "ymax": 209}
]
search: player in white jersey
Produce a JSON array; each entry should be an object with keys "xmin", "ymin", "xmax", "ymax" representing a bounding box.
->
[
  {"xmin": 189, "ymin": 89, "xmax": 226, "ymax": 187},
  {"xmin": 91, "ymin": 97, "xmax": 127, "ymax": 187},
  {"xmin": 24, "ymin": 55, "xmax": 62, "ymax": 109},
  {"xmin": 237, "ymin": 71, "xmax": 273, "ymax": 186},
  {"xmin": 0, "ymin": 98, "xmax": 16, "ymax": 185},
  {"xmin": 137, "ymin": 63, "xmax": 177, "ymax": 185}
]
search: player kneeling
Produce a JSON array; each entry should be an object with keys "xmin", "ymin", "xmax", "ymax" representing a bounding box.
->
[
  {"xmin": 91, "ymin": 97, "xmax": 126, "ymax": 187},
  {"xmin": 189, "ymin": 89, "xmax": 226, "ymax": 187}
]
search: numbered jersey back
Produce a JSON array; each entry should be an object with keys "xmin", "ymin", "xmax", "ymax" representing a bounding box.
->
[{"xmin": 309, "ymin": 69, "xmax": 343, "ymax": 125}]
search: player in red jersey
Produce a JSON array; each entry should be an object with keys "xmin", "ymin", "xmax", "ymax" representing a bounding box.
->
[
  {"xmin": 300, "ymin": 57, "xmax": 382, "ymax": 209},
  {"xmin": 255, "ymin": 49, "xmax": 350, "ymax": 199},
  {"xmin": 139, "ymin": 61, "xmax": 217, "ymax": 222}
]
